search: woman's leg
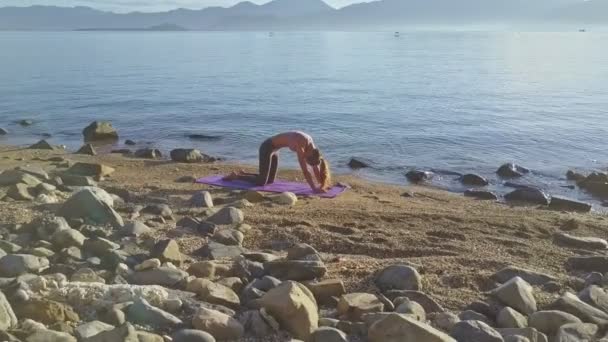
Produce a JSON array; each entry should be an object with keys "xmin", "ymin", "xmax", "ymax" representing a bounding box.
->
[{"xmin": 268, "ymin": 154, "xmax": 279, "ymax": 184}]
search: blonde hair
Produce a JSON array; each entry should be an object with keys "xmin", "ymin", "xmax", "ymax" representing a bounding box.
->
[{"xmin": 319, "ymin": 157, "xmax": 332, "ymax": 191}]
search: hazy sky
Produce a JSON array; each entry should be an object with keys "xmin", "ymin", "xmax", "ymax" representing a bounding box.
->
[{"xmin": 0, "ymin": 0, "xmax": 366, "ymax": 12}]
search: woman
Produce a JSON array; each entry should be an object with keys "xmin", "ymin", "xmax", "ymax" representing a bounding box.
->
[{"xmin": 224, "ymin": 131, "xmax": 331, "ymax": 192}]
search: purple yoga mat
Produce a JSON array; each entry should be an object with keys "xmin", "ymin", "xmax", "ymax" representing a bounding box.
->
[{"xmin": 196, "ymin": 175, "xmax": 347, "ymax": 198}]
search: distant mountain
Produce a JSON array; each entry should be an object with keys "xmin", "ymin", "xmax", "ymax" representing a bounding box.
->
[{"xmin": 0, "ymin": 0, "xmax": 605, "ymax": 31}]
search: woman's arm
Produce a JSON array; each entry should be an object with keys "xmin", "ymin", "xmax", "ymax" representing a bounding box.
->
[
  {"xmin": 298, "ymin": 151, "xmax": 317, "ymax": 191},
  {"xmin": 313, "ymin": 165, "xmax": 322, "ymax": 183}
]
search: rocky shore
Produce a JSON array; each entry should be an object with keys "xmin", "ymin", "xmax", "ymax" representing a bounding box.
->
[{"xmin": 1, "ymin": 122, "xmax": 608, "ymax": 342}]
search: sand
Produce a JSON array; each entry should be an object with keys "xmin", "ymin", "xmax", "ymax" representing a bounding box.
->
[{"xmin": 1, "ymin": 143, "xmax": 606, "ymax": 311}]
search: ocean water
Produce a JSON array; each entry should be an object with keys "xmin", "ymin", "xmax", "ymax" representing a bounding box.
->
[{"xmin": 1, "ymin": 31, "xmax": 607, "ymax": 205}]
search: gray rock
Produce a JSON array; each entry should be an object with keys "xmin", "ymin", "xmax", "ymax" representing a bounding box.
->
[
  {"xmin": 451, "ymin": 320, "xmax": 504, "ymax": 342},
  {"xmin": 120, "ymin": 221, "xmax": 153, "ymax": 237},
  {"xmin": 385, "ymin": 290, "xmax": 446, "ymax": 313},
  {"xmin": 71, "ymin": 268, "xmax": 105, "ymax": 283},
  {"xmin": 497, "ymin": 163, "xmax": 529, "ymax": 178},
  {"xmin": 67, "ymin": 162, "xmax": 115, "ymax": 178},
  {"xmin": 75, "ymin": 320, "xmax": 115, "ymax": 340},
  {"xmin": 375, "ymin": 264, "xmax": 421, "ymax": 292},
  {"xmin": 208, "ymin": 207, "xmax": 244, "ymax": 225},
  {"xmin": 459, "ymin": 310, "xmax": 492, "ymax": 325},
  {"xmin": 61, "ymin": 174, "xmax": 97, "ymax": 186},
  {"xmin": 171, "ymin": 329, "xmax": 216, "ymax": 342},
  {"xmin": 504, "ymin": 336, "xmax": 530, "ymax": 342},
  {"xmin": 0, "ymin": 291, "xmax": 17, "ymax": 330},
  {"xmin": 187, "ymin": 278, "xmax": 240, "ymax": 309},
  {"xmin": 265, "ymin": 260, "xmax": 327, "ymax": 281},
  {"xmin": 368, "ymin": 313, "xmax": 455, "ymax": 342},
  {"xmin": 496, "ymin": 328, "xmax": 548, "ymax": 342},
  {"xmin": 337, "ymin": 293, "xmax": 384, "ymax": 322},
  {"xmin": 76, "ymin": 144, "xmax": 97, "ymax": 156},
  {"xmin": 555, "ymin": 323, "xmax": 598, "ymax": 341},
  {"xmin": 238, "ymin": 310, "xmax": 277, "ymax": 337},
  {"xmin": 135, "ymin": 148, "xmax": 161, "ymax": 159},
  {"xmin": 505, "ymin": 188, "xmax": 549, "ymax": 205},
  {"xmin": 492, "ymin": 277, "xmax": 537, "ymax": 315},
  {"xmin": 16, "ymin": 166, "xmax": 49, "ymax": 180},
  {"xmin": 406, "ymin": 170, "xmax": 434, "ymax": 183},
  {"xmin": 7, "ymin": 183, "xmax": 34, "ymax": 200},
  {"xmin": 199, "ymin": 241, "xmax": 245, "ymax": 260},
  {"xmin": 461, "ymin": 174, "xmax": 489, "ymax": 186},
  {"xmin": 82, "ymin": 237, "xmax": 120, "ymax": 257},
  {"xmin": 142, "ymin": 204, "xmax": 172, "ymax": 218},
  {"xmin": 83, "ymin": 121, "xmax": 118, "ymax": 141},
  {"xmin": 212, "ymin": 229, "xmax": 244, "ymax": 246},
  {"xmin": 126, "ymin": 298, "xmax": 182, "ymax": 328},
  {"xmin": 81, "ymin": 323, "xmax": 138, "ymax": 342},
  {"xmin": 29, "ymin": 139, "xmax": 56, "ymax": 150},
  {"xmin": 396, "ymin": 299, "xmax": 426, "ymax": 321},
  {"xmin": 189, "ymin": 191, "xmax": 213, "ymax": 208},
  {"xmin": 0, "ymin": 240, "xmax": 21, "ymax": 253},
  {"xmin": 431, "ymin": 312, "xmax": 460, "ymax": 332},
  {"xmin": 464, "ymin": 189, "xmax": 498, "ymax": 200},
  {"xmin": 26, "ymin": 329, "xmax": 77, "ymax": 342},
  {"xmin": 528, "ymin": 310, "xmax": 582, "ymax": 337},
  {"xmin": 0, "ymin": 128, "xmax": 7, "ymax": 135},
  {"xmin": 130, "ymin": 267, "xmax": 188, "ymax": 287},
  {"xmin": 0, "ymin": 254, "xmax": 49, "ymax": 277},
  {"xmin": 568, "ymin": 256, "xmax": 608, "ymax": 273},
  {"xmin": 58, "ymin": 188, "xmax": 123, "ymax": 227},
  {"xmin": 0, "ymin": 170, "xmax": 41, "ymax": 186},
  {"xmin": 549, "ymin": 197, "xmax": 592, "ymax": 213},
  {"xmin": 51, "ymin": 228, "xmax": 86, "ymax": 249},
  {"xmin": 192, "ymin": 307, "xmax": 244, "ymax": 341},
  {"xmin": 497, "ymin": 307, "xmax": 528, "ymax": 329},
  {"xmin": 492, "ymin": 266, "xmax": 557, "ymax": 286},
  {"xmin": 548, "ymin": 292, "xmax": 608, "ymax": 327},
  {"xmin": 312, "ymin": 327, "xmax": 348, "ymax": 342},
  {"xmin": 170, "ymin": 149, "xmax": 213, "ymax": 163},
  {"xmin": 554, "ymin": 232, "xmax": 608, "ymax": 250},
  {"xmin": 579, "ymin": 285, "xmax": 608, "ymax": 313}
]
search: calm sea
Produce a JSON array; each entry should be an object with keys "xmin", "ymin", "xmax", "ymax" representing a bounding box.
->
[{"xmin": 1, "ymin": 31, "xmax": 607, "ymax": 205}]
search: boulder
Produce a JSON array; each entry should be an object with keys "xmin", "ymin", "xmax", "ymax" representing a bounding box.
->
[
  {"xmin": 549, "ymin": 292, "xmax": 608, "ymax": 326},
  {"xmin": 568, "ymin": 256, "xmax": 608, "ymax": 273},
  {"xmin": 171, "ymin": 329, "xmax": 216, "ymax": 342},
  {"xmin": 375, "ymin": 264, "xmax": 421, "ymax": 292},
  {"xmin": 492, "ymin": 266, "xmax": 556, "ymax": 286},
  {"xmin": 51, "ymin": 228, "xmax": 86, "ymax": 249},
  {"xmin": 0, "ymin": 291, "xmax": 17, "ymax": 330},
  {"xmin": 554, "ymin": 232, "xmax": 607, "ymax": 250},
  {"xmin": 431, "ymin": 312, "xmax": 460, "ymax": 332},
  {"xmin": 337, "ymin": 293, "xmax": 384, "ymax": 321},
  {"xmin": 579, "ymin": 285, "xmax": 608, "ymax": 313},
  {"xmin": 170, "ymin": 149, "xmax": 213, "ymax": 163},
  {"xmin": 348, "ymin": 158, "xmax": 370, "ymax": 169},
  {"xmin": 369, "ymin": 313, "xmax": 456, "ymax": 342},
  {"xmin": 303, "ymin": 279, "xmax": 346, "ymax": 304},
  {"xmin": 142, "ymin": 204, "xmax": 172, "ymax": 218},
  {"xmin": 83, "ymin": 121, "xmax": 118, "ymax": 141},
  {"xmin": 130, "ymin": 267, "xmax": 188, "ymax": 287},
  {"xmin": 0, "ymin": 170, "xmax": 42, "ymax": 186},
  {"xmin": 15, "ymin": 298, "xmax": 79, "ymax": 324},
  {"xmin": 497, "ymin": 163, "xmax": 529, "ymax": 178},
  {"xmin": 208, "ymin": 207, "xmax": 244, "ymax": 225},
  {"xmin": 451, "ymin": 320, "xmax": 504, "ymax": 342},
  {"xmin": 26, "ymin": 329, "xmax": 77, "ymax": 342},
  {"xmin": 567, "ymin": 170, "xmax": 587, "ymax": 182},
  {"xmin": 265, "ymin": 259, "xmax": 327, "ymax": 281},
  {"xmin": 67, "ymin": 162, "xmax": 115, "ymax": 178},
  {"xmin": 312, "ymin": 327, "xmax": 348, "ymax": 342},
  {"xmin": 16, "ymin": 166, "xmax": 49, "ymax": 180},
  {"xmin": 212, "ymin": 229, "xmax": 244, "ymax": 246},
  {"xmin": 504, "ymin": 188, "xmax": 549, "ymax": 205},
  {"xmin": 495, "ymin": 328, "xmax": 548, "ymax": 342},
  {"xmin": 75, "ymin": 321, "xmax": 115, "ymax": 340},
  {"xmin": 29, "ymin": 139, "xmax": 56, "ymax": 150},
  {"xmin": 258, "ymin": 281, "xmax": 318, "ymax": 341},
  {"xmin": 76, "ymin": 144, "xmax": 97, "ymax": 156},
  {"xmin": 150, "ymin": 239, "xmax": 183, "ymax": 266},
  {"xmin": 126, "ymin": 298, "xmax": 182, "ymax": 328},
  {"xmin": 198, "ymin": 241, "xmax": 245, "ymax": 260},
  {"xmin": 0, "ymin": 128, "xmax": 7, "ymax": 135},
  {"xmin": 464, "ymin": 190, "xmax": 498, "ymax": 200},
  {"xmin": 61, "ymin": 174, "xmax": 97, "ymax": 186},
  {"xmin": 497, "ymin": 307, "xmax": 528, "ymax": 329},
  {"xmin": 492, "ymin": 277, "xmax": 537, "ymax": 315},
  {"xmin": 396, "ymin": 299, "xmax": 426, "ymax": 321},
  {"xmin": 121, "ymin": 221, "xmax": 153, "ymax": 237},
  {"xmin": 549, "ymin": 196, "xmax": 592, "ymax": 212},
  {"xmin": 528, "ymin": 310, "xmax": 582, "ymax": 336},
  {"xmin": 187, "ymin": 278, "xmax": 240, "ymax": 309},
  {"xmin": 58, "ymin": 188, "xmax": 123, "ymax": 227},
  {"xmin": 0, "ymin": 254, "xmax": 49, "ymax": 277},
  {"xmin": 192, "ymin": 307, "xmax": 244, "ymax": 341},
  {"xmin": 81, "ymin": 323, "xmax": 138, "ymax": 342},
  {"xmin": 273, "ymin": 192, "xmax": 298, "ymax": 206},
  {"xmin": 386, "ymin": 290, "xmax": 446, "ymax": 313},
  {"xmin": 461, "ymin": 174, "xmax": 489, "ymax": 186},
  {"xmin": 135, "ymin": 148, "xmax": 162, "ymax": 159},
  {"xmin": 71, "ymin": 268, "xmax": 105, "ymax": 283},
  {"xmin": 555, "ymin": 323, "xmax": 598, "ymax": 341},
  {"xmin": 189, "ymin": 191, "xmax": 213, "ymax": 208},
  {"xmin": 406, "ymin": 170, "xmax": 434, "ymax": 183},
  {"xmin": 459, "ymin": 310, "xmax": 492, "ymax": 325},
  {"xmin": 7, "ymin": 183, "xmax": 34, "ymax": 200}
]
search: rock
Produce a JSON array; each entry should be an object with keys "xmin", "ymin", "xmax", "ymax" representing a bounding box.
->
[
  {"xmin": 189, "ymin": 191, "xmax": 213, "ymax": 208},
  {"xmin": 16, "ymin": 166, "xmax": 49, "ymax": 180},
  {"xmin": 567, "ymin": 170, "xmax": 587, "ymax": 182},
  {"xmin": 187, "ymin": 278, "xmax": 240, "ymax": 309},
  {"xmin": 7, "ymin": 183, "xmax": 34, "ymax": 200},
  {"xmin": 568, "ymin": 256, "xmax": 608, "ymax": 273},
  {"xmin": 431, "ymin": 312, "xmax": 460, "ymax": 332},
  {"xmin": 135, "ymin": 331, "xmax": 163, "ymax": 342},
  {"xmin": 528, "ymin": 310, "xmax": 582, "ymax": 336},
  {"xmin": 0, "ymin": 128, "xmax": 7, "ymax": 135},
  {"xmin": 0, "ymin": 240, "xmax": 21, "ymax": 254},
  {"xmin": 207, "ymin": 207, "xmax": 244, "ymax": 225},
  {"xmin": 312, "ymin": 327, "xmax": 348, "ymax": 342},
  {"xmin": 459, "ymin": 310, "xmax": 492, "ymax": 325},
  {"xmin": 19, "ymin": 119, "xmax": 33, "ymax": 126},
  {"xmin": 498, "ymin": 307, "xmax": 528, "ymax": 329},
  {"xmin": 549, "ymin": 197, "xmax": 592, "ymax": 212},
  {"xmin": 198, "ymin": 241, "xmax": 245, "ymax": 260},
  {"xmin": 505, "ymin": 188, "xmax": 549, "ymax": 205},
  {"xmin": 135, "ymin": 259, "xmax": 161, "ymax": 271},
  {"xmin": 461, "ymin": 174, "xmax": 489, "ymax": 186},
  {"xmin": 348, "ymin": 158, "xmax": 370, "ymax": 169},
  {"xmin": 495, "ymin": 328, "xmax": 547, "ymax": 342},
  {"xmin": 212, "ymin": 229, "xmax": 244, "ymax": 246},
  {"xmin": 170, "ymin": 149, "xmax": 212, "ymax": 163},
  {"xmin": 555, "ymin": 323, "xmax": 598, "ymax": 341},
  {"xmin": 396, "ymin": 299, "xmax": 426, "ymax": 321},
  {"xmin": 75, "ymin": 321, "xmax": 115, "ymax": 340},
  {"xmin": 52, "ymin": 228, "xmax": 86, "ymax": 249},
  {"xmin": 504, "ymin": 337, "xmax": 530, "ymax": 342},
  {"xmin": 549, "ymin": 292, "xmax": 608, "ymax": 326},
  {"xmin": 61, "ymin": 174, "xmax": 97, "ymax": 186},
  {"xmin": 451, "ymin": 320, "xmax": 504, "ymax": 342},
  {"xmin": 265, "ymin": 260, "xmax": 327, "ymax": 281},
  {"xmin": 15, "ymin": 299, "xmax": 79, "ymax": 324},
  {"xmin": 58, "ymin": 188, "xmax": 123, "ymax": 227},
  {"xmin": 406, "ymin": 170, "xmax": 434, "ymax": 183},
  {"xmin": 29, "ymin": 139, "xmax": 56, "ymax": 150},
  {"xmin": 375, "ymin": 264, "xmax": 421, "ymax": 292},
  {"xmin": 368, "ymin": 313, "xmax": 455, "ymax": 342},
  {"xmin": 464, "ymin": 189, "xmax": 498, "ymax": 200},
  {"xmin": 497, "ymin": 163, "xmax": 529, "ymax": 178},
  {"xmin": 303, "ymin": 279, "xmax": 346, "ymax": 304},
  {"xmin": 0, "ymin": 254, "xmax": 49, "ymax": 277},
  {"xmin": 258, "ymin": 281, "xmax": 318, "ymax": 341},
  {"xmin": 337, "ymin": 293, "xmax": 384, "ymax": 321},
  {"xmin": 187, "ymin": 261, "xmax": 216, "ymax": 278},
  {"xmin": 385, "ymin": 290, "xmax": 446, "ymax": 313},
  {"xmin": 130, "ymin": 267, "xmax": 188, "ymax": 287},
  {"xmin": 134, "ymin": 148, "xmax": 162, "ymax": 159},
  {"xmin": 151, "ymin": 239, "xmax": 183, "ymax": 266},
  {"xmin": 239, "ymin": 309, "xmax": 277, "ymax": 337},
  {"xmin": 142, "ymin": 204, "xmax": 172, "ymax": 218},
  {"xmin": 0, "ymin": 291, "xmax": 17, "ymax": 330},
  {"xmin": 492, "ymin": 277, "xmax": 537, "ymax": 315},
  {"xmin": 81, "ymin": 323, "xmax": 138, "ymax": 342},
  {"xmin": 273, "ymin": 192, "xmax": 298, "ymax": 206},
  {"xmin": 126, "ymin": 298, "xmax": 182, "ymax": 328},
  {"xmin": 579, "ymin": 285, "xmax": 608, "ymax": 313},
  {"xmin": 492, "ymin": 266, "xmax": 556, "ymax": 286},
  {"xmin": 554, "ymin": 232, "xmax": 607, "ymax": 250},
  {"xmin": 171, "ymin": 329, "xmax": 216, "ymax": 342},
  {"xmin": 26, "ymin": 330, "xmax": 77, "ymax": 342},
  {"xmin": 67, "ymin": 162, "xmax": 115, "ymax": 178},
  {"xmin": 120, "ymin": 221, "xmax": 153, "ymax": 237},
  {"xmin": 83, "ymin": 121, "xmax": 118, "ymax": 141},
  {"xmin": 71, "ymin": 268, "xmax": 105, "ymax": 283},
  {"xmin": 76, "ymin": 144, "xmax": 97, "ymax": 156},
  {"xmin": 243, "ymin": 191, "xmax": 266, "ymax": 203},
  {"xmin": 192, "ymin": 307, "xmax": 244, "ymax": 341},
  {"xmin": 176, "ymin": 175, "xmax": 197, "ymax": 183},
  {"xmin": 0, "ymin": 170, "xmax": 42, "ymax": 186}
]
